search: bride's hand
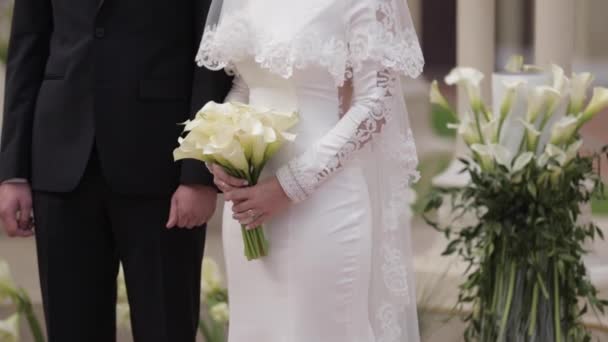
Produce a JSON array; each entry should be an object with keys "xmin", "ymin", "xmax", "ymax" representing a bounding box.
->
[
  {"xmin": 225, "ymin": 177, "xmax": 291, "ymax": 229},
  {"xmin": 208, "ymin": 164, "xmax": 249, "ymax": 192}
]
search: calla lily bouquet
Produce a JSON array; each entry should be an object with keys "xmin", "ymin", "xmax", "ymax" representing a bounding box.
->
[
  {"xmin": 425, "ymin": 59, "xmax": 608, "ymax": 342},
  {"xmin": 174, "ymin": 101, "xmax": 298, "ymax": 260}
]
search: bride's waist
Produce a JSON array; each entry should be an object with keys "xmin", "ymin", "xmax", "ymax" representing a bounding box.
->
[{"xmin": 249, "ymin": 87, "xmax": 338, "ymax": 117}]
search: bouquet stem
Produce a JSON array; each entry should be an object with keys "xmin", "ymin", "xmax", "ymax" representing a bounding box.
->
[{"xmin": 241, "ymin": 225, "xmax": 269, "ymax": 261}]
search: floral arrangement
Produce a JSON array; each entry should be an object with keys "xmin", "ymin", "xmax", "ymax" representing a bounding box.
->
[
  {"xmin": 174, "ymin": 101, "xmax": 298, "ymax": 260},
  {"xmin": 0, "ymin": 259, "xmax": 44, "ymax": 342},
  {"xmin": 425, "ymin": 59, "xmax": 608, "ymax": 341},
  {"xmin": 198, "ymin": 259, "xmax": 229, "ymax": 342}
]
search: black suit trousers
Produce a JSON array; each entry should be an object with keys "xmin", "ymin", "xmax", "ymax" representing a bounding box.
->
[{"xmin": 33, "ymin": 151, "xmax": 206, "ymax": 342}]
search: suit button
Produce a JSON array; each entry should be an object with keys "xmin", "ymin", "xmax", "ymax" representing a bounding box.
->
[{"xmin": 95, "ymin": 27, "xmax": 105, "ymax": 38}]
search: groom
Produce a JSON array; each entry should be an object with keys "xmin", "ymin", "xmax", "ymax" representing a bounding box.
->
[{"xmin": 0, "ymin": 0, "xmax": 231, "ymax": 341}]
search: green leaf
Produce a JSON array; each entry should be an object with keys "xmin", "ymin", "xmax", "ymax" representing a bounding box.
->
[{"xmin": 527, "ymin": 182, "xmax": 538, "ymax": 199}]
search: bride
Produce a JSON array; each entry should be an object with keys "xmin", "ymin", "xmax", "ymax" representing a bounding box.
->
[{"xmin": 200, "ymin": 0, "xmax": 424, "ymax": 341}]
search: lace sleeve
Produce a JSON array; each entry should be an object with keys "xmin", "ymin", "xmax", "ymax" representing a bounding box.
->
[
  {"xmin": 225, "ymin": 75, "xmax": 249, "ymax": 103},
  {"xmin": 276, "ymin": 62, "xmax": 396, "ymax": 202}
]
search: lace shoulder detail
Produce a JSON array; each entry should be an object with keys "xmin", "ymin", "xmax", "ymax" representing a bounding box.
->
[{"xmin": 196, "ymin": 2, "xmax": 424, "ymax": 86}]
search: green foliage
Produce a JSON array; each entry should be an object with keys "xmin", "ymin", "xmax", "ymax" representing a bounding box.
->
[
  {"xmin": 412, "ymin": 152, "xmax": 452, "ymax": 214},
  {"xmin": 431, "ymin": 103, "xmax": 458, "ymax": 138},
  {"xmin": 0, "ymin": 3, "xmax": 13, "ymax": 65},
  {"xmin": 424, "ymin": 147, "xmax": 608, "ymax": 342},
  {"xmin": 591, "ymin": 187, "xmax": 608, "ymax": 215}
]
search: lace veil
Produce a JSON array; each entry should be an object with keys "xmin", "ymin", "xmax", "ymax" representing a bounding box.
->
[{"xmin": 197, "ymin": 1, "xmax": 424, "ymax": 341}]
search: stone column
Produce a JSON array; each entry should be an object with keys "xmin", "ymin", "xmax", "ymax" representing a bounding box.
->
[
  {"xmin": 497, "ymin": 0, "xmax": 525, "ymax": 63},
  {"xmin": 433, "ymin": 0, "xmax": 496, "ymax": 188},
  {"xmin": 534, "ymin": 0, "xmax": 576, "ymax": 73}
]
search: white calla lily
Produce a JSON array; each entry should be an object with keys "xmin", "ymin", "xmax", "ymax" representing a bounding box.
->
[
  {"xmin": 445, "ymin": 67, "xmax": 486, "ymax": 115},
  {"xmin": 236, "ymin": 114, "xmax": 265, "ymax": 160},
  {"xmin": 491, "ymin": 144, "xmax": 512, "ymax": 169},
  {"xmin": 526, "ymin": 86, "xmax": 560, "ymax": 124},
  {"xmin": 543, "ymin": 140, "xmax": 581, "ymax": 169},
  {"xmin": 544, "ymin": 144, "xmax": 568, "ymax": 166},
  {"xmin": 549, "ymin": 115, "xmax": 579, "ymax": 146},
  {"xmin": 257, "ymin": 108, "xmax": 299, "ymax": 132},
  {"xmin": 518, "ymin": 119, "xmax": 541, "ymax": 152},
  {"xmin": 209, "ymin": 127, "xmax": 238, "ymax": 151},
  {"xmin": 569, "ymin": 72, "xmax": 594, "ymax": 114},
  {"xmin": 537, "ymin": 153, "xmax": 549, "ymax": 168},
  {"xmin": 0, "ymin": 314, "xmax": 19, "ymax": 342},
  {"xmin": 482, "ymin": 118, "xmax": 500, "ymax": 144},
  {"xmin": 447, "ymin": 113, "xmax": 480, "ymax": 146},
  {"xmin": 551, "ymin": 64, "xmax": 570, "ymax": 93},
  {"xmin": 500, "ymin": 81, "xmax": 524, "ymax": 124},
  {"xmin": 564, "ymin": 139, "xmax": 583, "ymax": 165},
  {"xmin": 200, "ymin": 102, "xmax": 237, "ymax": 121},
  {"xmin": 512, "ymin": 152, "xmax": 534, "ymax": 173},
  {"xmin": 581, "ymin": 87, "xmax": 608, "ymax": 124},
  {"xmin": 218, "ymin": 140, "xmax": 250, "ymax": 176},
  {"xmin": 445, "ymin": 67, "xmax": 484, "ymax": 86},
  {"xmin": 471, "ymin": 144, "xmax": 495, "ymax": 171},
  {"xmin": 543, "ymin": 88, "xmax": 562, "ymax": 123},
  {"xmin": 526, "ymin": 87, "xmax": 546, "ymax": 123}
]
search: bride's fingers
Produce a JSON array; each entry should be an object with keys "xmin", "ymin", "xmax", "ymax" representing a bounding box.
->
[
  {"xmin": 233, "ymin": 208, "xmax": 260, "ymax": 222},
  {"xmin": 231, "ymin": 199, "xmax": 255, "ymax": 214},
  {"xmin": 236, "ymin": 215, "xmax": 256, "ymax": 225},
  {"xmin": 245, "ymin": 215, "xmax": 267, "ymax": 229},
  {"xmin": 214, "ymin": 178, "xmax": 233, "ymax": 192},
  {"xmin": 224, "ymin": 188, "xmax": 251, "ymax": 203},
  {"xmin": 212, "ymin": 165, "xmax": 248, "ymax": 188}
]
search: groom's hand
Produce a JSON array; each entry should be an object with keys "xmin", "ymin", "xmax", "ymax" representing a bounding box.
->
[
  {"xmin": 0, "ymin": 183, "xmax": 35, "ymax": 237},
  {"xmin": 166, "ymin": 185, "xmax": 217, "ymax": 229}
]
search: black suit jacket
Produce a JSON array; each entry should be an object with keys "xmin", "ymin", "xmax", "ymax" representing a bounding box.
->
[{"xmin": 0, "ymin": 0, "xmax": 232, "ymax": 195}]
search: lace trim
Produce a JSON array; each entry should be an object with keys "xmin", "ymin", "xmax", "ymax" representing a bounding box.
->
[
  {"xmin": 276, "ymin": 162, "xmax": 308, "ymax": 203},
  {"xmin": 374, "ymin": 129, "xmax": 418, "ymax": 342},
  {"xmin": 314, "ymin": 70, "xmax": 395, "ymax": 189},
  {"xmin": 376, "ymin": 303, "xmax": 405, "ymax": 342},
  {"xmin": 196, "ymin": 4, "xmax": 424, "ymax": 86},
  {"xmin": 381, "ymin": 244, "xmax": 410, "ymax": 299},
  {"xmin": 384, "ymin": 129, "xmax": 420, "ymax": 232}
]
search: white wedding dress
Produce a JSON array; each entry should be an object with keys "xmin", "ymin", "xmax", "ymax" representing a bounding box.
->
[{"xmin": 198, "ymin": 1, "xmax": 424, "ymax": 341}]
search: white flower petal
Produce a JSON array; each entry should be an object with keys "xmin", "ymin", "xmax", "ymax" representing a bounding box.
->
[
  {"xmin": 491, "ymin": 144, "xmax": 513, "ymax": 169},
  {"xmin": 512, "ymin": 152, "xmax": 534, "ymax": 173},
  {"xmin": 445, "ymin": 67, "xmax": 484, "ymax": 86},
  {"xmin": 549, "ymin": 115, "xmax": 579, "ymax": 146}
]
